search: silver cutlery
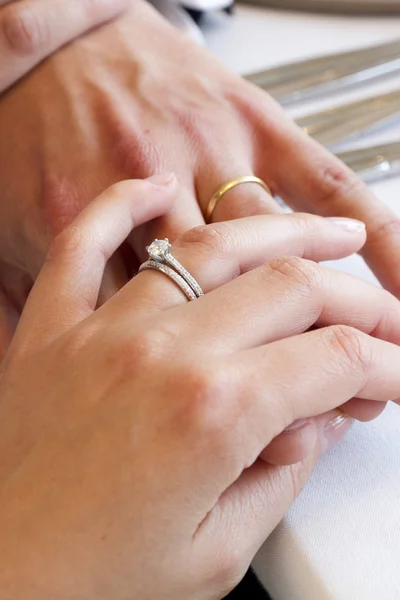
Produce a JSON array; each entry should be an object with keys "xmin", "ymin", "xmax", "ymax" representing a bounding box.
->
[
  {"xmin": 337, "ymin": 141, "xmax": 400, "ymax": 183},
  {"xmin": 246, "ymin": 38, "xmax": 400, "ymax": 105},
  {"xmin": 296, "ymin": 90, "xmax": 400, "ymax": 147}
]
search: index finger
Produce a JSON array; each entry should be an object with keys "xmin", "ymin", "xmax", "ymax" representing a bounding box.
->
[
  {"xmin": 254, "ymin": 106, "xmax": 400, "ymax": 296},
  {"xmin": 0, "ymin": 0, "xmax": 129, "ymax": 92}
]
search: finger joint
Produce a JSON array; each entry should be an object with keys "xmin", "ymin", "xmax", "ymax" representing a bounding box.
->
[{"xmin": 3, "ymin": 5, "xmax": 48, "ymax": 55}]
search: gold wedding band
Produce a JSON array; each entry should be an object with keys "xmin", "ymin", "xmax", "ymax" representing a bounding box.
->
[{"xmin": 204, "ymin": 175, "xmax": 272, "ymax": 223}]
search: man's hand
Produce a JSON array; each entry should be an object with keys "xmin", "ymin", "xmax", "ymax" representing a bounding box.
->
[
  {"xmin": 1, "ymin": 0, "xmax": 399, "ymax": 349},
  {"xmin": 0, "ymin": 0, "xmax": 130, "ymax": 355}
]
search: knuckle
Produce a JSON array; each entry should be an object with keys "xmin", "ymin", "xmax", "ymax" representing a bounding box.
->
[
  {"xmin": 370, "ymin": 303, "xmax": 400, "ymax": 341},
  {"xmin": 288, "ymin": 212, "xmax": 320, "ymax": 237},
  {"xmin": 114, "ymin": 128, "xmax": 163, "ymax": 177},
  {"xmin": 326, "ymin": 325, "xmax": 372, "ymax": 375},
  {"xmin": 3, "ymin": 5, "xmax": 48, "ymax": 55},
  {"xmin": 115, "ymin": 325, "xmax": 178, "ymax": 374},
  {"xmin": 314, "ymin": 163, "xmax": 365, "ymax": 205},
  {"xmin": 182, "ymin": 364, "xmax": 237, "ymax": 443},
  {"xmin": 179, "ymin": 222, "xmax": 235, "ymax": 258},
  {"xmin": 368, "ymin": 217, "xmax": 400, "ymax": 247},
  {"xmin": 266, "ymin": 256, "xmax": 323, "ymax": 295}
]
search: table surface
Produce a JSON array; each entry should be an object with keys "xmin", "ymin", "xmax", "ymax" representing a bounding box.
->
[{"xmin": 202, "ymin": 7, "xmax": 400, "ymax": 600}]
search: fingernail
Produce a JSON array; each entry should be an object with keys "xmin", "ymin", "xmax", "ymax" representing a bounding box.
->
[
  {"xmin": 322, "ymin": 411, "xmax": 354, "ymax": 453},
  {"xmin": 284, "ymin": 418, "xmax": 312, "ymax": 432},
  {"xmin": 326, "ymin": 217, "xmax": 366, "ymax": 233},
  {"xmin": 147, "ymin": 172, "xmax": 176, "ymax": 187}
]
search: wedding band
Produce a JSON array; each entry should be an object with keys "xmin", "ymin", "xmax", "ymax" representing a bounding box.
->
[
  {"xmin": 205, "ymin": 175, "xmax": 272, "ymax": 223},
  {"xmin": 139, "ymin": 238, "xmax": 204, "ymax": 301},
  {"xmin": 139, "ymin": 261, "xmax": 197, "ymax": 301}
]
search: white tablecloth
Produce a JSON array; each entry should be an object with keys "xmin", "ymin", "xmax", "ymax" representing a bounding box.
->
[{"xmin": 202, "ymin": 7, "xmax": 400, "ymax": 599}]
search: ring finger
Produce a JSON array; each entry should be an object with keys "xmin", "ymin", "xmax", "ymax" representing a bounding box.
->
[
  {"xmin": 116, "ymin": 212, "xmax": 366, "ymax": 314},
  {"xmin": 195, "ymin": 147, "xmax": 282, "ymax": 223}
]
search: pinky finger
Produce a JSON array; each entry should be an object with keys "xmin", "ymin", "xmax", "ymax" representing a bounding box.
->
[
  {"xmin": 260, "ymin": 410, "xmax": 354, "ymax": 466},
  {"xmin": 11, "ymin": 175, "xmax": 176, "ymax": 356}
]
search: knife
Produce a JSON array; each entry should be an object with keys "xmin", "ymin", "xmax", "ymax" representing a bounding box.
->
[{"xmin": 246, "ymin": 38, "xmax": 400, "ymax": 105}]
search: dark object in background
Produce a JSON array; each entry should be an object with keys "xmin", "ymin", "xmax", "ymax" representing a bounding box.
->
[
  {"xmin": 240, "ymin": 0, "xmax": 400, "ymax": 15},
  {"xmin": 183, "ymin": 2, "xmax": 235, "ymax": 24},
  {"xmin": 224, "ymin": 569, "xmax": 272, "ymax": 600}
]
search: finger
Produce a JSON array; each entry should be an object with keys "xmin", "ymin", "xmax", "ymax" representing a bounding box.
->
[
  {"xmin": 11, "ymin": 176, "xmax": 176, "ymax": 356},
  {"xmin": 196, "ymin": 157, "xmax": 282, "ymax": 222},
  {"xmin": 255, "ymin": 114, "xmax": 400, "ymax": 297},
  {"xmin": 180, "ymin": 257, "xmax": 400, "ymax": 351},
  {"xmin": 114, "ymin": 212, "xmax": 366, "ymax": 315},
  {"xmin": 192, "ymin": 326, "xmax": 399, "ymax": 500},
  {"xmin": 194, "ymin": 343, "xmax": 363, "ymax": 572},
  {"xmin": 236, "ymin": 326, "xmax": 400, "ymax": 461},
  {"xmin": 196, "ymin": 451, "xmax": 323, "ymax": 588},
  {"xmin": 259, "ymin": 388, "xmax": 383, "ymax": 467},
  {"xmin": 0, "ymin": 0, "xmax": 129, "ymax": 92},
  {"xmin": 129, "ymin": 184, "xmax": 204, "ymax": 263},
  {"xmin": 339, "ymin": 398, "xmax": 387, "ymax": 422},
  {"xmin": 260, "ymin": 410, "xmax": 354, "ymax": 466}
]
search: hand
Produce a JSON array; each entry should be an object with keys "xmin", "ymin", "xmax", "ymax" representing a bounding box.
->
[
  {"xmin": 1, "ymin": 178, "xmax": 400, "ymax": 599},
  {"xmin": 2, "ymin": 0, "xmax": 400, "ymax": 348},
  {"xmin": 0, "ymin": 0, "xmax": 129, "ymax": 93},
  {"xmin": 0, "ymin": 0, "xmax": 129, "ymax": 353}
]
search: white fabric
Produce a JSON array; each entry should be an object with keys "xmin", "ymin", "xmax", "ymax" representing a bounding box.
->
[
  {"xmin": 202, "ymin": 6, "xmax": 400, "ymax": 598},
  {"xmin": 253, "ymin": 404, "xmax": 400, "ymax": 599}
]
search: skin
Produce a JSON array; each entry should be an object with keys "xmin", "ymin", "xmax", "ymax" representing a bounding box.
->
[
  {"xmin": 0, "ymin": 0, "xmax": 391, "ymax": 465},
  {"xmin": 0, "ymin": 5, "xmax": 398, "ymax": 592},
  {"xmin": 0, "ymin": 0, "xmax": 130, "ymax": 92},
  {"xmin": 0, "ymin": 0, "xmax": 131, "ymax": 355},
  {"xmin": 2, "ymin": 0, "xmax": 400, "ymax": 341},
  {"xmin": 1, "ymin": 177, "xmax": 400, "ymax": 599}
]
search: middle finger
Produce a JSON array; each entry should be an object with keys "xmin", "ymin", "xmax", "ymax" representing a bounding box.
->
[{"xmin": 177, "ymin": 256, "xmax": 400, "ymax": 352}]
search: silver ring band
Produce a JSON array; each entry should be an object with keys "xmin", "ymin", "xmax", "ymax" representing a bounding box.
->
[
  {"xmin": 163, "ymin": 253, "xmax": 203, "ymax": 298},
  {"xmin": 139, "ymin": 260, "xmax": 197, "ymax": 301},
  {"xmin": 142, "ymin": 239, "xmax": 204, "ymax": 300}
]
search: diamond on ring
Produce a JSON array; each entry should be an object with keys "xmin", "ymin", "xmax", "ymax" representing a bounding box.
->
[
  {"xmin": 140, "ymin": 238, "xmax": 204, "ymax": 301},
  {"xmin": 146, "ymin": 239, "xmax": 171, "ymax": 262}
]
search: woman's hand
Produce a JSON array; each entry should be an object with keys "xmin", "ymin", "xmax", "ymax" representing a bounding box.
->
[
  {"xmin": 0, "ymin": 0, "xmax": 129, "ymax": 93},
  {"xmin": 1, "ymin": 178, "xmax": 400, "ymax": 599},
  {"xmin": 2, "ymin": 0, "xmax": 400, "ymax": 344}
]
